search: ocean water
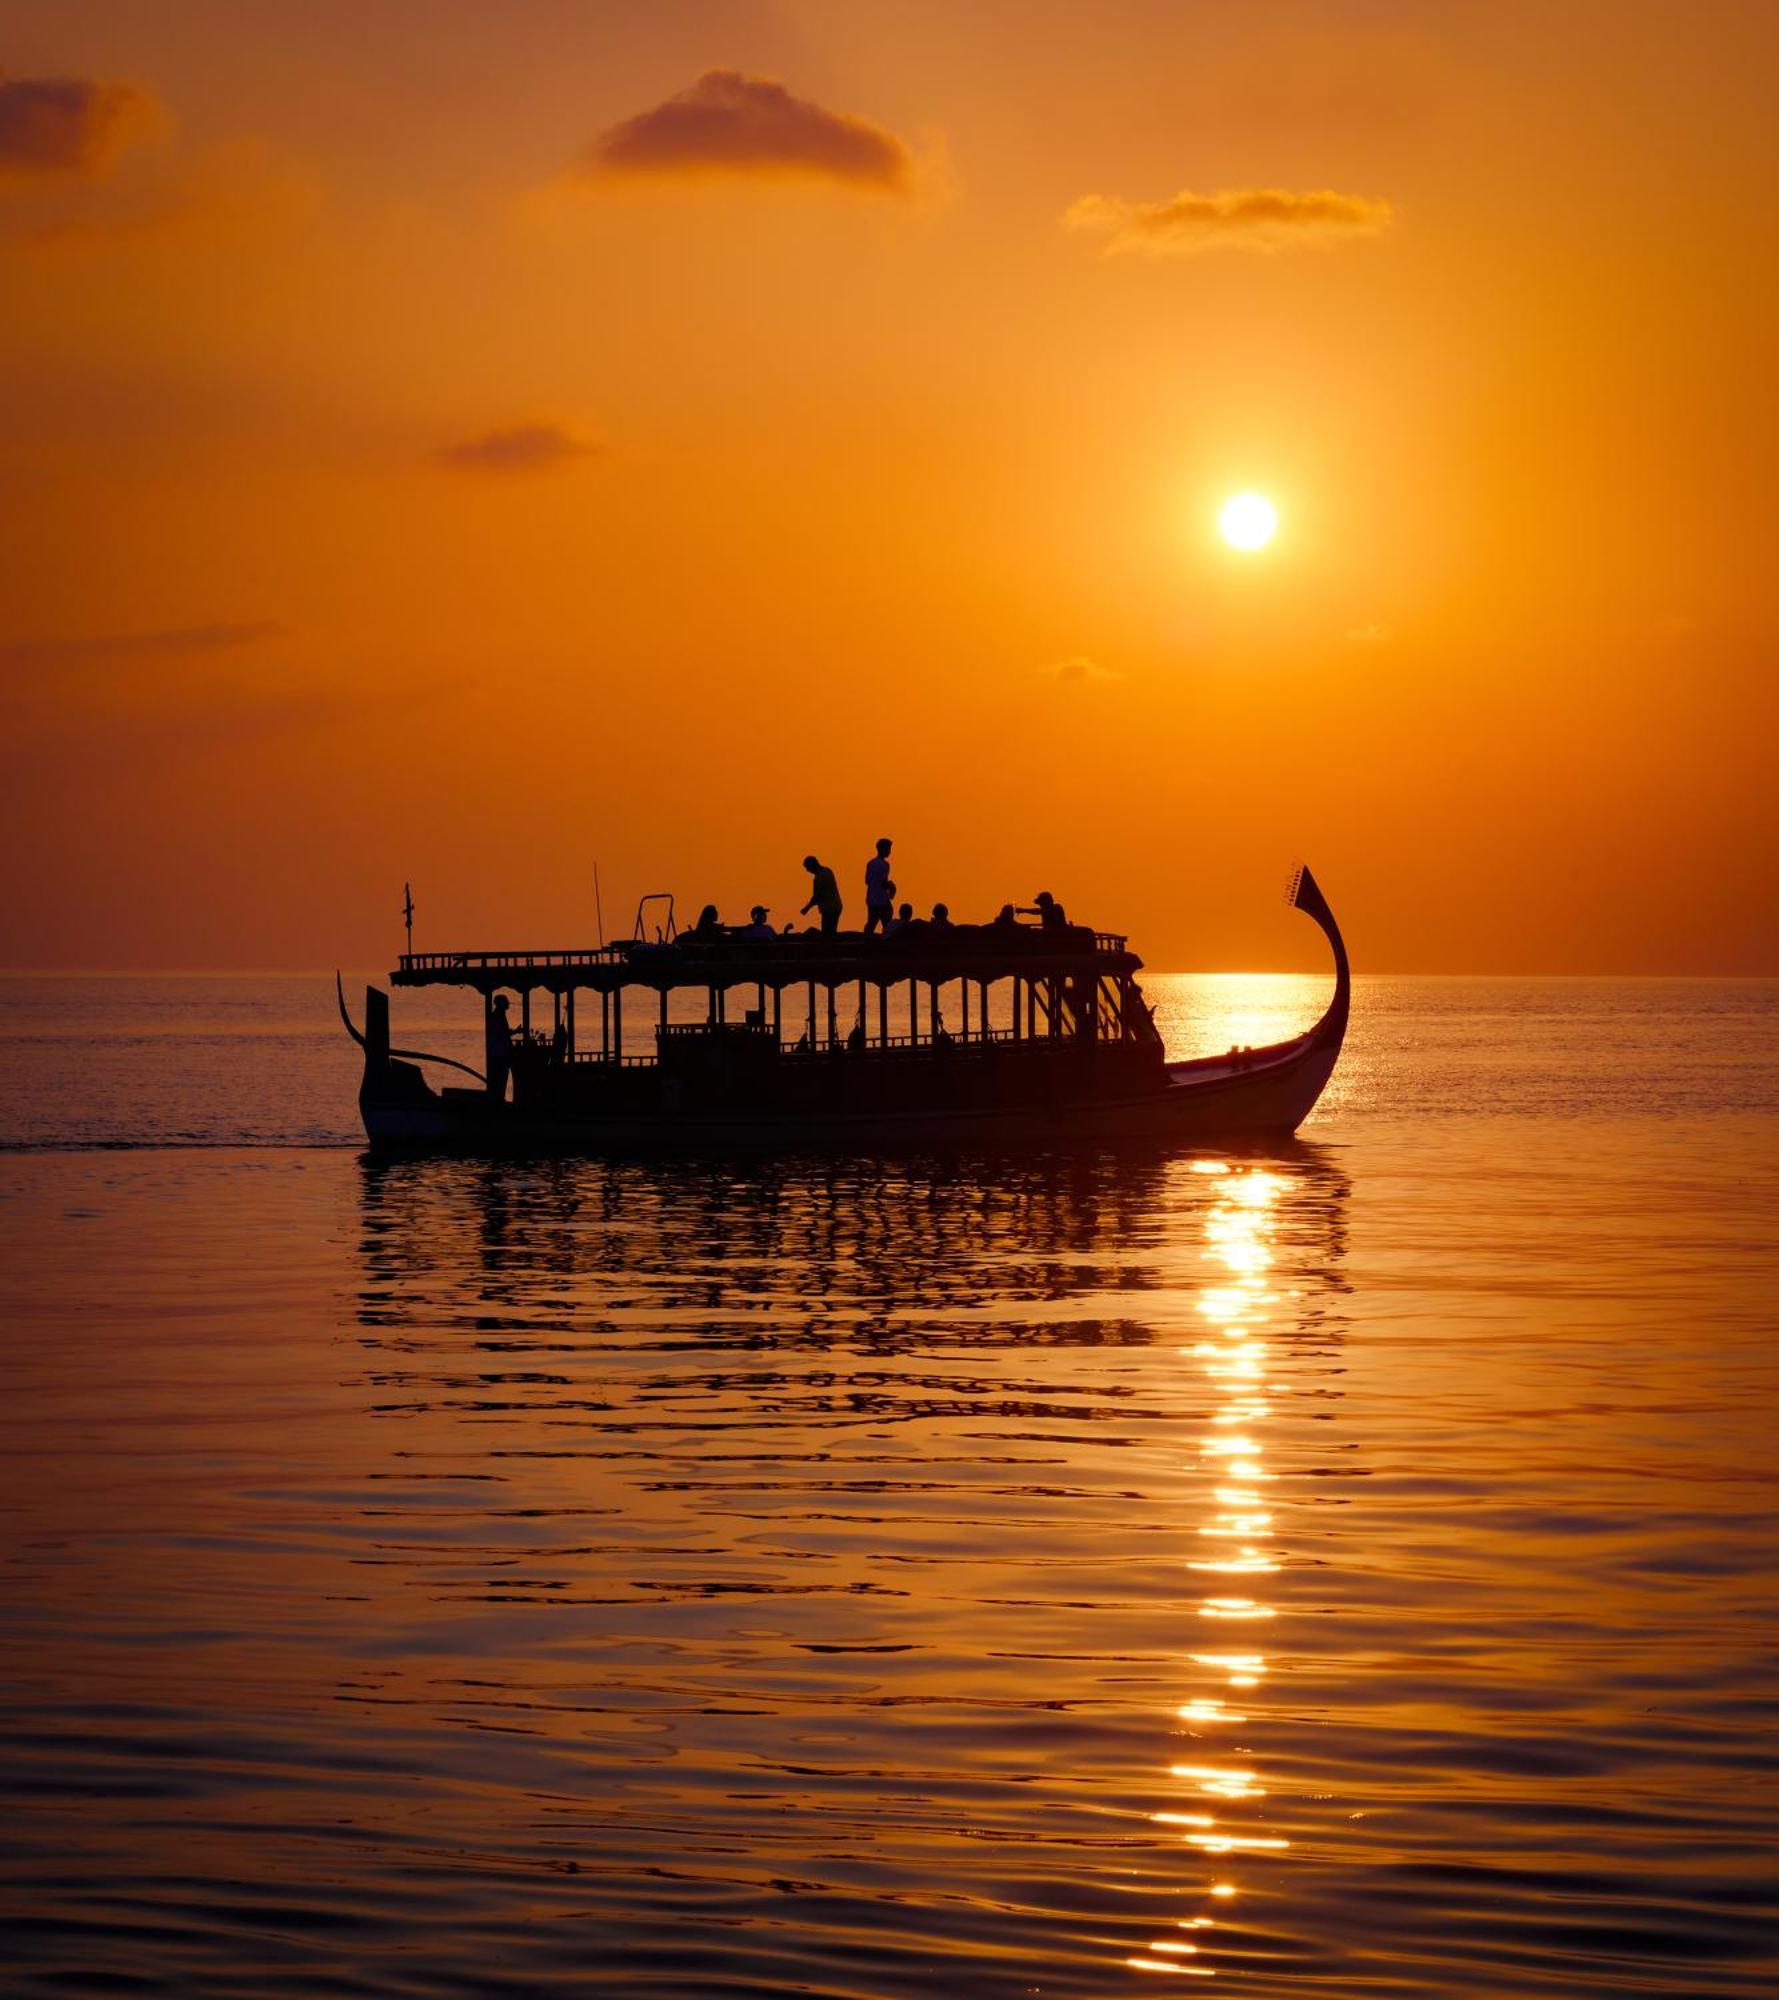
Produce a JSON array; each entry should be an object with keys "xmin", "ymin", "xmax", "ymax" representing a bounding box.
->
[{"xmin": 1, "ymin": 973, "xmax": 1776, "ymax": 1997}]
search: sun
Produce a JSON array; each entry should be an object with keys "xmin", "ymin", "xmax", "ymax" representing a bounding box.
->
[{"xmin": 1219, "ymin": 492, "xmax": 1278, "ymax": 552}]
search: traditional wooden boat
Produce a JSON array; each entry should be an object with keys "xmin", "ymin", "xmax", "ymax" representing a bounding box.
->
[{"xmin": 338, "ymin": 866, "xmax": 1348, "ymax": 1153}]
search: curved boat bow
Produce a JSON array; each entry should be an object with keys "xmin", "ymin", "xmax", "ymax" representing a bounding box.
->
[{"xmin": 1158, "ymin": 863, "xmax": 1350, "ymax": 1136}]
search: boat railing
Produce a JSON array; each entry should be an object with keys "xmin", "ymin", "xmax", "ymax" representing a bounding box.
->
[
  {"xmin": 400, "ymin": 947, "xmax": 632, "ymax": 975},
  {"xmin": 560, "ymin": 1025, "xmax": 1063, "ymax": 1069},
  {"xmin": 657, "ymin": 1021, "xmax": 775, "ymax": 1040},
  {"xmin": 400, "ymin": 931, "xmax": 1129, "ymax": 979}
]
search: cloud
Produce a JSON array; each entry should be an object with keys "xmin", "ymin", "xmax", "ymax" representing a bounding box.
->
[
  {"xmin": 581, "ymin": 69, "xmax": 910, "ymax": 191},
  {"xmin": 437, "ymin": 422, "xmax": 602, "ymax": 474},
  {"xmin": 1064, "ymin": 186, "xmax": 1393, "ymax": 256},
  {"xmin": 0, "ymin": 73, "xmax": 156, "ymax": 180},
  {"xmin": 1042, "ymin": 655, "xmax": 1123, "ymax": 686},
  {"xmin": 0, "ymin": 621, "xmax": 280, "ymax": 671}
]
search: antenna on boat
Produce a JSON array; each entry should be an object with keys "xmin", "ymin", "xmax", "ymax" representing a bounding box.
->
[
  {"xmin": 593, "ymin": 863, "xmax": 605, "ymax": 947},
  {"xmin": 402, "ymin": 881, "xmax": 414, "ymax": 955}
]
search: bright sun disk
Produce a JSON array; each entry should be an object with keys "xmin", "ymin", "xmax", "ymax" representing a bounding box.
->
[{"xmin": 1220, "ymin": 493, "xmax": 1278, "ymax": 551}]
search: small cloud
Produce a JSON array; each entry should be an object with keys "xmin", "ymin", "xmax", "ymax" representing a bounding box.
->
[
  {"xmin": 437, "ymin": 422, "xmax": 602, "ymax": 475},
  {"xmin": 0, "ymin": 73, "xmax": 158, "ymax": 180},
  {"xmin": 1064, "ymin": 186, "xmax": 1393, "ymax": 256},
  {"xmin": 1041, "ymin": 655, "xmax": 1123, "ymax": 686},
  {"xmin": 1344, "ymin": 622, "xmax": 1393, "ymax": 646},
  {"xmin": 0, "ymin": 621, "xmax": 280, "ymax": 670},
  {"xmin": 581, "ymin": 69, "xmax": 911, "ymax": 192}
]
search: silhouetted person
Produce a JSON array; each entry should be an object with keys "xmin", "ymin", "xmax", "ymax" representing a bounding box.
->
[
  {"xmin": 485, "ymin": 993, "xmax": 514, "ymax": 1100},
  {"xmin": 1035, "ymin": 889, "xmax": 1069, "ymax": 931},
  {"xmin": 864, "ymin": 837, "xmax": 896, "ymax": 935},
  {"xmin": 847, "ymin": 1018, "xmax": 867, "ymax": 1051},
  {"xmin": 739, "ymin": 904, "xmax": 775, "ymax": 939},
  {"xmin": 930, "ymin": 902, "xmax": 953, "ymax": 931},
  {"xmin": 993, "ymin": 902, "xmax": 1019, "ymax": 930},
  {"xmin": 890, "ymin": 901, "xmax": 915, "ymax": 932},
  {"xmin": 801, "ymin": 855, "xmax": 842, "ymax": 935},
  {"xmin": 691, "ymin": 903, "xmax": 722, "ymax": 937}
]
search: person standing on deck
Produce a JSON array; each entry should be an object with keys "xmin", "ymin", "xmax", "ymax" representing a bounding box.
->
[
  {"xmin": 801, "ymin": 855, "xmax": 843, "ymax": 935},
  {"xmin": 485, "ymin": 993, "xmax": 514, "ymax": 1100},
  {"xmin": 863, "ymin": 838, "xmax": 896, "ymax": 935}
]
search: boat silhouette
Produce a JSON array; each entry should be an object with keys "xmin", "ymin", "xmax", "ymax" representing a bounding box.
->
[{"xmin": 338, "ymin": 865, "xmax": 1348, "ymax": 1152}]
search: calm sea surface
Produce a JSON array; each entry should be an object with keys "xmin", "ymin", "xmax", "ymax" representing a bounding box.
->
[{"xmin": 1, "ymin": 974, "xmax": 1776, "ymax": 1997}]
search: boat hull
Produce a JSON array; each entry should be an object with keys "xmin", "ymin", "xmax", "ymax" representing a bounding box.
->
[{"xmin": 359, "ymin": 1027, "xmax": 1339, "ymax": 1155}]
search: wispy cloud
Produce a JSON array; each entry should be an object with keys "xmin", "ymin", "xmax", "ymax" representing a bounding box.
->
[
  {"xmin": 581, "ymin": 69, "xmax": 911, "ymax": 192},
  {"xmin": 0, "ymin": 72, "xmax": 157, "ymax": 180},
  {"xmin": 1041, "ymin": 655, "xmax": 1123, "ymax": 686},
  {"xmin": 437, "ymin": 422, "xmax": 602, "ymax": 474},
  {"xmin": 1065, "ymin": 186, "xmax": 1393, "ymax": 256},
  {"xmin": 0, "ymin": 621, "xmax": 280, "ymax": 670}
]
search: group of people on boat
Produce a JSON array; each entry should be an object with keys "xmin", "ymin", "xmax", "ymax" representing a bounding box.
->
[{"xmin": 680, "ymin": 838, "xmax": 1075, "ymax": 946}]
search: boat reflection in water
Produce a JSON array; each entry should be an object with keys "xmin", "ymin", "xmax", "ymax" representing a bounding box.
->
[{"xmin": 350, "ymin": 1135, "xmax": 1351, "ymax": 1997}]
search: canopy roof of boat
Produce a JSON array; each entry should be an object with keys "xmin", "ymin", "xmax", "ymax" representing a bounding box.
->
[{"xmin": 392, "ymin": 925, "xmax": 1141, "ymax": 993}]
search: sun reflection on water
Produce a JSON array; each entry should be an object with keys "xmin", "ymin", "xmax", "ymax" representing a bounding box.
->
[{"xmin": 1136, "ymin": 1161, "xmax": 1293, "ymax": 1981}]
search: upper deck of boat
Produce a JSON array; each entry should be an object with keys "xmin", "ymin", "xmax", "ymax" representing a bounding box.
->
[{"xmin": 391, "ymin": 923, "xmax": 1140, "ymax": 994}]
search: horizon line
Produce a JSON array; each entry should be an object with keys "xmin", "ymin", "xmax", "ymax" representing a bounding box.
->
[{"xmin": 3, "ymin": 967, "xmax": 1777, "ymax": 982}]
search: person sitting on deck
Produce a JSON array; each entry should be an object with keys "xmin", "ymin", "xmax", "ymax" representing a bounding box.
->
[
  {"xmin": 1034, "ymin": 890, "xmax": 1069, "ymax": 931},
  {"xmin": 690, "ymin": 903, "xmax": 723, "ymax": 937},
  {"xmin": 890, "ymin": 902, "xmax": 915, "ymax": 932},
  {"xmin": 863, "ymin": 838, "xmax": 896, "ymax": 935},
  {"xmin": 737, "ymin": 905, "xmax": 775, "ymax": 940},
  {"xmin": 801, "ymin": 855, "xmax": 843, "ymax": 935},
  {"xmin": 930, "ymin": 902, "xmax": 953, "ymax": 931},
  {"xmin": 993, "ymin": 902, "xmax": 1020, "ymax": 930}
]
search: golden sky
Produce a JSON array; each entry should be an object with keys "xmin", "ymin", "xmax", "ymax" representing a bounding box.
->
[{"xmin": 3, "ymin": 0, "xmax": 1776, "ymax": 973}]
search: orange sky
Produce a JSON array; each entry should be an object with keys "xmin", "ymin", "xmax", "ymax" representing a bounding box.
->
[{"xmin": 3, "ymin": 0, "xmax": 1776, "ymax": 974}]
